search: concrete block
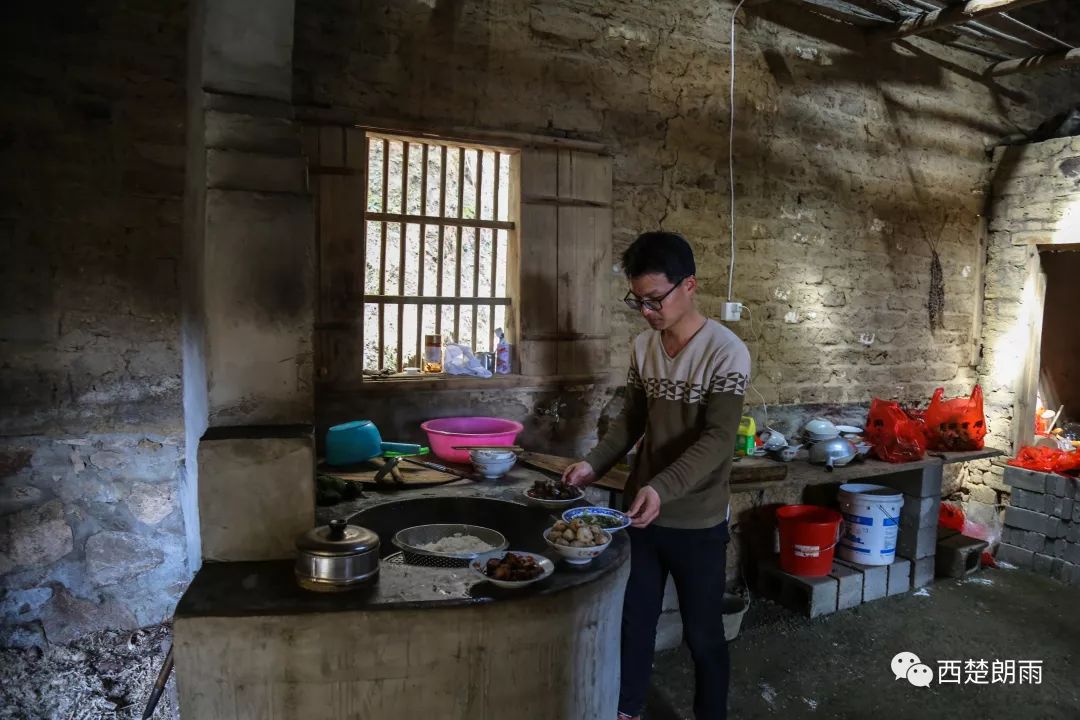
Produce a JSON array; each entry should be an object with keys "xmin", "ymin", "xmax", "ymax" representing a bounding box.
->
[
  {"xmin": 1003, "ymin": 466, "xmax": 1049, "ymax": 493},
  {"xmin": 887, "ymin": 558, "xmax": 911, "ymax": 596},
  {"xmin": 198, "ymin": 433, "xmax": 315, "ymax": 561},
  {"xmin": 897, "ymin": 524, "xmax": 937, "ymax": 560},
  {"xmin": 995, "ymin": 543, "xmax": 1034, "ymax": 568},
  {"xmin": 1004, "ymin": 506, "xmax": 1048, "ymax": 534},
  {"xmin": 1048, "ymin": 496, "xmax": 1074, "ymax": 520},
  {"xmin": 1059, "ymin": 562, "xmax": 1080, "ymax": 587},
  {"xmin": 1067, "ymin": 523, "xmax": 1080, "ymax": 544},
  {"xmin": 205, "ymin": 108, "xmax": 301, "ymax": 156},
  {"xmin": 207, "ymin": 149, "xmax": 308, "ymax": 194},
  {"xmin": 900, "ymin": 494, "xmax": 940, "ymax": 530},
  {"xmin": 1047, "ymin": 538, "xmax": 1066, "ymax": 558},
  {"xmin": 201, "ymin": 0, "xmax": 295, "ymax": 102},
  {"xmin": 1001, "ymin": 527, "xmax": 1046, "ymax": 553},
  {"xmin": 834, "ymin": 558, "xmax": 889, "ymax": 602},
  {"xmin": 1032, "ymin": 553, "xmax": 1054, "ymax": 576},
  {"xmin": 1010, "ymin": 488, "xmax": 1046, "ymax": 513},
  {"xmin": 760, "ymin": 564, "xmax": 838, "ymax": 618},
  {"xmin": 1045, "ymin": 517, "xmax": 1065, "ymax": 540},
  {"xmin": 1046, "ymin": 474, "xmax": 1076, "ymax": 499},
  {"xmin": 937, "ymin": 526, "xmax": 960, "ymax": 541},
  {"xmin": 935, "ymin": 534, "xmax": 988, "ymax": 578},
  {"xmin": 1065, "ymin": 543, "xmax": 1080, "ymax": 566},
  {"xmin": 1074, "ymin": 502, "xmax": 1080, "ymax": 524},
  {"xmin": 882, "ymin": 467, "xmax": 942, "ymax": 498},
  {"xmin": 203, "ymin": 189, "xmax": 315, "ymax": 426},
  {"xmin": 829, "ymin": 561, "xmax": 864, "ymax": 611},
  {"xmin": 910, "ymin": 556, "xmax": 935, "ymax": 588}
]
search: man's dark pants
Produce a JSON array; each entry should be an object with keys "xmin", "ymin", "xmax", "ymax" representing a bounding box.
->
[{"xmin": 618, "ymin": 521, "xmax": 730, "ymax": 719}]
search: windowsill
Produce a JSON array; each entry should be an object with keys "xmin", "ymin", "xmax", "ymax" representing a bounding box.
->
[{"xmin": 319, "ymin": 371, "xmax": 620, "ymax": 396}]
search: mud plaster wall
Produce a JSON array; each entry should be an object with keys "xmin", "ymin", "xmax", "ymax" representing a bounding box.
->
[
  {"xmin": 297, "ymin": 0, "xmax": 1079, "ymax": 448},
  {"xmin": 968, "ymin": 136, "xmax": 1080, "ymax": 523},
  {"xmin": 1, "ymin": 1, "xmax": 190, "ymax": 650}
]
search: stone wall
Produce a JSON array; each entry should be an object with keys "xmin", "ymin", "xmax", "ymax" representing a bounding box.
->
[
  {"xmin": 294, "ymin": 0, "xmax": 1078, "ymax": 440},
  {"xmin": 970, "ymin": 136, "xmax": 1080, "ymax": 519},
  {"xmin": 1, "ymin": 1, "xmax": 190, "ymax": 650}
]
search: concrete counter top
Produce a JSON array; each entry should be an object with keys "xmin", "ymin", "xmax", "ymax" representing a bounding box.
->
[{"xmin": 176, "ymin": 466, "xmax": 629, "ymax": 618}]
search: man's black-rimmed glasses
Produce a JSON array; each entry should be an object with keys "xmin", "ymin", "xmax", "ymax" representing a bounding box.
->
[{"xmin": 623, "ymin": 276, "xmax": 687, "ymax": 312}]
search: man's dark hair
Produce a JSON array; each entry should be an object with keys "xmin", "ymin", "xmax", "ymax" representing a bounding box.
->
[{"xmin": 621, "ymin": 232, "xmax": 696, "ymax": 282}]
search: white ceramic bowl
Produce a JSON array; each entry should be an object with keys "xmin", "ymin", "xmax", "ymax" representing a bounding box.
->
[
  {"xmin": 469, "ymin": 450, "xmax": 517, "ymax": 479},
  {"xmin": 561, "ymin": 506, "xmax": 631, "ymax": 532},
  {"xmin": 544, "ymin": 525, "xmax": 612, "ymax": 565},
  {"xmin": 804, "ymin": 418, "xmax": 838, "ymax": 438},
  {"xmin": 470, "ymin": 550, "xmax": 555, "ymax": 589}
]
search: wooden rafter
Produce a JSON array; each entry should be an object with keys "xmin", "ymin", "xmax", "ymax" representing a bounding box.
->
[
  {"xmin": 987, "ymin": 46, "xmax": 1080, "ymax": 75},
  {"xmin": 869, "ymin": 0, "xmax": 1052, "ymax": 41}
]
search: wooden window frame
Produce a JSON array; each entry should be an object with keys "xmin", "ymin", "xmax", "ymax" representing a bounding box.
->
[
  {"xmin": 306, "ymin": 121, "xmax": 615, "ymax": 392},
  {"xmin": 358, "ymin": 132, "xmax": 517, "ymax": 373}
]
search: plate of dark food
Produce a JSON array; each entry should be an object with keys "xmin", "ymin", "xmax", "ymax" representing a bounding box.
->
[
  {"xmin": 470, "ymin": 550, "xmax": 555, "ymax": 589},
  {"xmin": 524, "ymin": 478, "xmax": 584, "ymax": 509}
]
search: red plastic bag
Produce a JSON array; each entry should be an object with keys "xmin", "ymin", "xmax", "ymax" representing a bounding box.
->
[
  {"xmin": 939, "ymin": 502, "xmax": 965, "ymax": 533},
  {"xmin": 865, "ymin": 398, "xmax": 927, "ymax": 463},
  {"xmin": 1008, "ymin": 446, "xmax": 1080, "ymax": 475},
  {"xmin": 925, "ymin": 385, "xmax": 987, "ymax": 451}
]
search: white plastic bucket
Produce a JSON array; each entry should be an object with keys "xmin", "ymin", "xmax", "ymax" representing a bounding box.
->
[
  {"xmin": 837, "ymin": 483, "xmax": 904, "ymax": 565},
  {"xmin": 721, "ymin": 593, "xmax": 749, "ymax": 641}
]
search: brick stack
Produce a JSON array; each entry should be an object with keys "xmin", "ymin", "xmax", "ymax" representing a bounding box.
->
[{"xmin": 997, "ymin": 466, "xmax": 1080, "ymax": 586}]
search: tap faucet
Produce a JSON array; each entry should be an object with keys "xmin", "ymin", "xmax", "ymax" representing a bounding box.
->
[{"xmin": 537, "ymin": 398, "xmax": 567, "ymax": 427}]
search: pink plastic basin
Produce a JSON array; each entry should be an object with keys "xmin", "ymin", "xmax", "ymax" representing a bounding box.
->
[{"xmin": 420, "ymin": 417, "xmax": 524, "ymax": 464}]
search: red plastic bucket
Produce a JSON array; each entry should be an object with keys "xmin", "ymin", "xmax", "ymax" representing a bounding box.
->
[{"xmin": 776, "ymin": 505, "xmax": 842, "ymax": 577}]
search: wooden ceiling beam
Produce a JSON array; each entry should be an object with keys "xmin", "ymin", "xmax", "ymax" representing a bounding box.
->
[
  {"xmin": 869, "ymin": 0, "xmax": 1052, "ymax": 41},
  {"xmin": 986, "ymin": 46, "xmax": 1080, "ymax": 76}
]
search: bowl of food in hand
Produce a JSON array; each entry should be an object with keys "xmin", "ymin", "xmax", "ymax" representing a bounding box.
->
[
  {"xmin": 469, "ymin": 449, "xmax": 518, "ymax": 479},
  {"xmin": 524, "ymin": 478, "xmax": 584, "ymax": 509},
  {"xmin": 561, "ymin": 506, "xmax": 631, "ymax": 532},
  {"xmin": 470, "ymin": 550, "xmax": 555, "ymax": 589},
  {"xmin": 544, "ymin": 519, "xmax": 611, "ymax": 565}
]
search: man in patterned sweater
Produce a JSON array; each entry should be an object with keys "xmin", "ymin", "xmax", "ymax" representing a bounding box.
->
[{"xmin": 563, "ymin": 231, "xmax": 750, "ymax": 720}]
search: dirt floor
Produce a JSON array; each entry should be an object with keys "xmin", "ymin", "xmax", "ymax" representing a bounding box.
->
[
  {"xmin": 0, "ymin": 623, "xmax": 177, "ymax": 720},
  {"xmin": 647, "ymin": 566, "xmax": 1080, "ymax": 720}
]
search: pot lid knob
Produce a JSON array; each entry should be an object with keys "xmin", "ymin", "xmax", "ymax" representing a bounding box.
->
[{"xmin": 328, "ymin": 518, "xmax": 346, "ymax": 541}]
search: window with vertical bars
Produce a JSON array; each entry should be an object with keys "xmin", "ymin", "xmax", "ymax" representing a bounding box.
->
[{"xmin": 362, "ymin": 133, "xmax": 515, "ymax": 373}]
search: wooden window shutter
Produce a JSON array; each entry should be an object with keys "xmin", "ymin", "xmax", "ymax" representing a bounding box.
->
[
  {"xmin": 515, "ymin": 148, "xmax": 612, "ymax": 376},
  {"xmin": 304, "ymin": 125, "xmax": 366, "ymax": 389}
]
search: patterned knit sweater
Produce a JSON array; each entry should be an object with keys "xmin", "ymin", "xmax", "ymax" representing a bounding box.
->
[{"xmin": 586, "ymin": 319, "xmax": 750, "ymax": 529}]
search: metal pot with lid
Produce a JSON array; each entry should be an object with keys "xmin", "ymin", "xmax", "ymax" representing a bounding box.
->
[{"xmin": 295, "ymin": 519, "xmax": 380, "ymax": 592}]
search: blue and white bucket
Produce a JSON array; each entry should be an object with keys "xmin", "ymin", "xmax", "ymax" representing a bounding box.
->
[{"xmin": 837, "ymin": 483, "xmax": 904, "ymax": 565}]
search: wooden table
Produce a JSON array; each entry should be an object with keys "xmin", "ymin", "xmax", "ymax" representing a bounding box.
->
[
  {"xmin": 517, "ymin": 451, "xmax": 790, "ymax": 505},
  {"xmin": 523, "ymin": 448, "xmax": 1002, "ymax": 507},
  {"xmin": 773, "ymin": 447, "xmax": 1003, "ymax": 490}
]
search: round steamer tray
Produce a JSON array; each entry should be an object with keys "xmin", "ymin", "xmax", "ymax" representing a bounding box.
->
[{"xmin": 392, "ymin": 523, "xmax": 508, "ymax": 568}]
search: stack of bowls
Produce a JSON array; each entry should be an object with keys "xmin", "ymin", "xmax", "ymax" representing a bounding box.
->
[
  {"xmin": 803, "ymin": 418, "xmax": 839, "ymax": 444},
  {"xmin": 469, "ymin": 449, "xmax": 517, "ymax": 479}
]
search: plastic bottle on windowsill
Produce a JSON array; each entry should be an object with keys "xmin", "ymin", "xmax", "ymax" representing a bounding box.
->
[{"xmin": 495, "ymin": 328, "xmax": 511, "ymax": 375}]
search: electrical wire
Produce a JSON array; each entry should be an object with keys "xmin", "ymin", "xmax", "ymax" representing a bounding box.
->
[{"xmin": 727, "ymin": 0, "xmax": 747, "ymax": 302}]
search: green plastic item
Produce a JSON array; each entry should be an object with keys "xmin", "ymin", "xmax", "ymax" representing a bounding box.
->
[
  {"xmin": 736, "ymin": 416, "xmax": 756, "ymax": 457},
  {"xmin": 382, "ymin": 447, "xmax": 430, "ymax": 458}
]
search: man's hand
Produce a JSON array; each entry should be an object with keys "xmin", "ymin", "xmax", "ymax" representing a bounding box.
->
[
  {"xmin": 562, "ymin": 460, "xmax": 597, "ymax": 487},
  {"xmin": 628, "ymin": 486, "xmax": 661, "ymax": 528}
]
